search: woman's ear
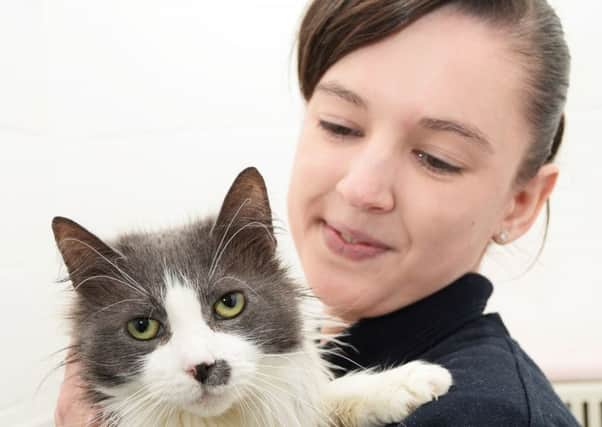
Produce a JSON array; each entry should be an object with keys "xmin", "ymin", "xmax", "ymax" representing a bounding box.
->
[{"xmin": 496, "ymin": 163, "xmax": 559, "ymax": 243}]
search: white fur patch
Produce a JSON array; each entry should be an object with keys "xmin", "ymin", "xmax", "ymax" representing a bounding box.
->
[
  {"xmin": 141, "ymin": 272, "xmax": 260, "ymax": 417},
  {"xmin": 162, "ymin": 274, "xmax": 216, "ymax": 371}
]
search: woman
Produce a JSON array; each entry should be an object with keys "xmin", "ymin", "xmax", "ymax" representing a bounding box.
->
[{"xmin": 56, "ymin": 0, "xmax": 578, "ymax": 425}]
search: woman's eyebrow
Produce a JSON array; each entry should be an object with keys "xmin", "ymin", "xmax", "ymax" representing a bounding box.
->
[
  {"xmin": 419, "ymin": 117, "xmax": 494, "ymax": 154},
  {"xmin": 315, "ymin": 81, "xmax": 368, "ymax": 109},
  {"xmin": 315, "ymin": 82, "xmax": 494, "ymax": 154}
]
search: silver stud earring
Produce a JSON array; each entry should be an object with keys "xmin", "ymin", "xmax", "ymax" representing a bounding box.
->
[{"xmin": 496, "ymin": 231, "xmax": 509, "ymax": 244}]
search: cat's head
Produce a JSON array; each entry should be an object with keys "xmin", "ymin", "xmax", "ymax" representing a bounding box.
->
[{"xmin": 52, "ymin": 167, "xmax": 304, "ymax": 418}]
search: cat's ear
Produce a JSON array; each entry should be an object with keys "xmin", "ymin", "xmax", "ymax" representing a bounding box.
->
[
  {"xmin": 213, "ymin": 167, "xmax": 276, "ymax": 258},
  {"xmin": 52, "ymin": 216, "xmax": 122, "ymax": 286}
]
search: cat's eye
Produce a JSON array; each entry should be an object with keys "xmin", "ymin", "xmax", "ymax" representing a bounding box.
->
[
  {"xmin": 214, "ymin": 292, "xmax": 245, "ymax": 319},
  {"xmin": 127, "ymin": 318, "xmax": 161, "ymax": 341}
]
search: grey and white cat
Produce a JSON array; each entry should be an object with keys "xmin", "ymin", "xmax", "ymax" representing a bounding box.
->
[{"xmin": 52, "ymin": 167, "xmax": 451, "ymax": 427}]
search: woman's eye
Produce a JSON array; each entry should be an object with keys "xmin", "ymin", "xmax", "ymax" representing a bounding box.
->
[
  {"xmin": 318, "ymin": 120, "xmax": 363, "ymax": 138},
  {"xmin": 127, "ymin": 318, "xmax": 161, "ymax": 341},
  {"xmin": 413, "ymin": 150, "xmax": 463, "ymax": 175},
  {"xmin": 214, "ymin": 291, "xmax": 246, "ymax": 319}
]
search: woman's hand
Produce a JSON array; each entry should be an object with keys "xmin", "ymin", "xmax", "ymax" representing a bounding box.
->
[{"xmin": 55, "ymin": 358, "xmax": 98, "ymax": 427}]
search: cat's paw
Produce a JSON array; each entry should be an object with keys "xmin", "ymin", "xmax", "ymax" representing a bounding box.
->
[
  {"xmin": 363, "ymin": 361, "xmax": 452, "ymax": 425},
  {"xmin": 397, "ymin": 360, "xmax": 452, "ymax": 403}
]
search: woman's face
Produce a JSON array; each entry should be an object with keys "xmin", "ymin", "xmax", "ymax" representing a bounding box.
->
[{"xmin": 288, "ymin": 7, "xmax": 533, "ymax": 320}]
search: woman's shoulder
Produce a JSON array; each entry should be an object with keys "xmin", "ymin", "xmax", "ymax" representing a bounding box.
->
[
  {"xmin": 394, "ymin": 313, "xmax": 579, "ymax": 427},
  {"xmin": 326, "ymin": 274, "xmax": 579, "ymax": 426}
]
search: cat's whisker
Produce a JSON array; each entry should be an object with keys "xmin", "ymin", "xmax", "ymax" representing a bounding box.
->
[
  {"xmin": 242, "ymin": 380, "xmax": 310, "ymax": 427},
  {"xmin": 84, "ymin": 403, "xmax": 113, "ymax": 427},
  {"xmin": 61, "ymin": 237, "xmax": 147, "ymax": 296},
  {"xmin": 237, "ymin": 218, "xmax": 277, "ymax": 245},
  {"xmin": 236, "ymin": 385, "xmax": 269, "ymax": 427},
  {"xmin": 73, "ymin": 274, "xmax": 149, "ymax": 298},
  {"xmin": 211, "ymin": 275, "xmax": 262, "ymax": 299},
  {"xmin": 317, "ymin": 347, "xmax": 368, "ymax": 371},
  {"xmin": 209, "ymin": 197, "xmax": 251, "ymax": 279},
  {"xmin": 230, "ymin": 386, "xmax": 248, "ymax": 421},
  {"xmin": 74, "ymin": 355, "xmax": 145, "ymax": 368},
  {"xmin": 90, "ymin": 297, "xmax": 149, "ymax": 316},
  {"xmin": 249, "ymin": 372, "xmax": 322, "ymax": 417},
  {"xmin": 255, "ymin": 363, "xmax": 317, "ymax": 371},
  {"xmin": 260, "ymin": 350, "xmax": 316, "ymax": 359},
  {"xmin": 208, "ymin": 220, "xmax": 275, "ymax": 280},
  {"xmin": 36, "ymin": 344, "xmax": 84, "ymax": 396},
  {"xmin": 110, "ymin": 383, "xmax": 163, "ymax": 423},
  {"xmin": 239, "ymin": 383, "xmax": 285, "ymax": 427},
  {"xmin": 43, "ymin": 343, "xmax": 80, "ymax": 360}
]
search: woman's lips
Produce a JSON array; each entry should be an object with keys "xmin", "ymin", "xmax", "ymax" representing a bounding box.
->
[{"xmin": 321, "ymin": 221, "xmax": 390, "ymax": 261}]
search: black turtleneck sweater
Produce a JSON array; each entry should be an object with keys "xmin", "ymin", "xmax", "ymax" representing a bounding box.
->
[{"xmin": 325, "ymin": 273, "xmax": 579, "ymax": 426}]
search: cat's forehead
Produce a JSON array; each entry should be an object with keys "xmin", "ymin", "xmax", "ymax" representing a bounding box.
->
[
  {"xmin": 113, "ymin": 219, "xmax": 216, "ymax": 275},
  {"xmin": 108, "ymin": 217, "xmax": 277, "ymax": 296}
]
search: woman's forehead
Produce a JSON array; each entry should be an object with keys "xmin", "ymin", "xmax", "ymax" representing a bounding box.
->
[{"xmin": 316, "ymin": 6, "xmax": 527, "ymax": 153}]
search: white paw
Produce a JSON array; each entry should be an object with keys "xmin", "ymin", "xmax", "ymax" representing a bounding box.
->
[
  {"xmin": 362, "ymin": 361, "xmax": 452, "ymax": 426},
  {"xmin": 398, "ymin": 360, "xmax": 453, "ymax": 403}
]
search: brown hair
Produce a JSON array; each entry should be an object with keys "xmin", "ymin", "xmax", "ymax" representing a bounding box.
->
[{"xmin": 297, "ymin": 0, "xmax": 570, "ymax": 185}]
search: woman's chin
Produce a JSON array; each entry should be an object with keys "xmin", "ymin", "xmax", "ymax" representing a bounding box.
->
[{"xmin": 310, "ymin": 278, "xmax": 370, "ymax": 321}]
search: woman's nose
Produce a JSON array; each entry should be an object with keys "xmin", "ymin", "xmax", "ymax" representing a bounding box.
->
[{"xmin": 335, "ymin": 148, "xmax": 396, "ymax": 212}]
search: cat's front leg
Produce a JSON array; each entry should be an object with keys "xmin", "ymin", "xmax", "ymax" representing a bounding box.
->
[{"xmin": 323, "ymin": 361, "xmax": 452, "ymax": 427}]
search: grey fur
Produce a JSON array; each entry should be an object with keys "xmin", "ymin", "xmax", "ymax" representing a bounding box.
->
[{"xmin": 52, "ymin": 167, "xmax": 303, "ymax": 406}]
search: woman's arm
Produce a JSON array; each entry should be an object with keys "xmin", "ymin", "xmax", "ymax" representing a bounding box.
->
[{"xmin": 55, "ymin": 358, "xmax": 98, "ymax": 427}]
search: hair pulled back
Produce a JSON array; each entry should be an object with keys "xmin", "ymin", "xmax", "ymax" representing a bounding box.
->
[{"xmin": 297, "ymin": 0, "xmax": 570, "ymax": 185}]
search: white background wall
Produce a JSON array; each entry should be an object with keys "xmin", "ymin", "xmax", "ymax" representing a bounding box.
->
[{"xmin": 0, "ymin": 1, "xmax": 599, "ymax": 425}]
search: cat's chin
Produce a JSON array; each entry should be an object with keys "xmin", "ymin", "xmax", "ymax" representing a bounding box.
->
[{"xmin": 182, "ymin": 388, "xmax": 236, "ymax": 418}]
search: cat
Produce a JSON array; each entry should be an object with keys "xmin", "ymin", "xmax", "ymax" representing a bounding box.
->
[{"xmin": 52, "ymin": 167, "xmax": 452, "ymax": 427}]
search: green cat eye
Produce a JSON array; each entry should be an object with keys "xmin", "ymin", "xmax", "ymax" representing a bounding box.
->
[
  {"xmin": 127, "ymin": 318, "xmax": 160, "ymax": 341},
  {"xmin": 214, "ymin": 292, "xmax": 245, "ymax": 319}
]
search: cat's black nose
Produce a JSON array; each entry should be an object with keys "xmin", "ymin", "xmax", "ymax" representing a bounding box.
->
[
  {"xmin": 190, "ymin": 360, "xmax": 231, "ymax": 386},
  {"xmin": 193, "ymin": 362, "xmax": 213, "ymax": 384}
]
